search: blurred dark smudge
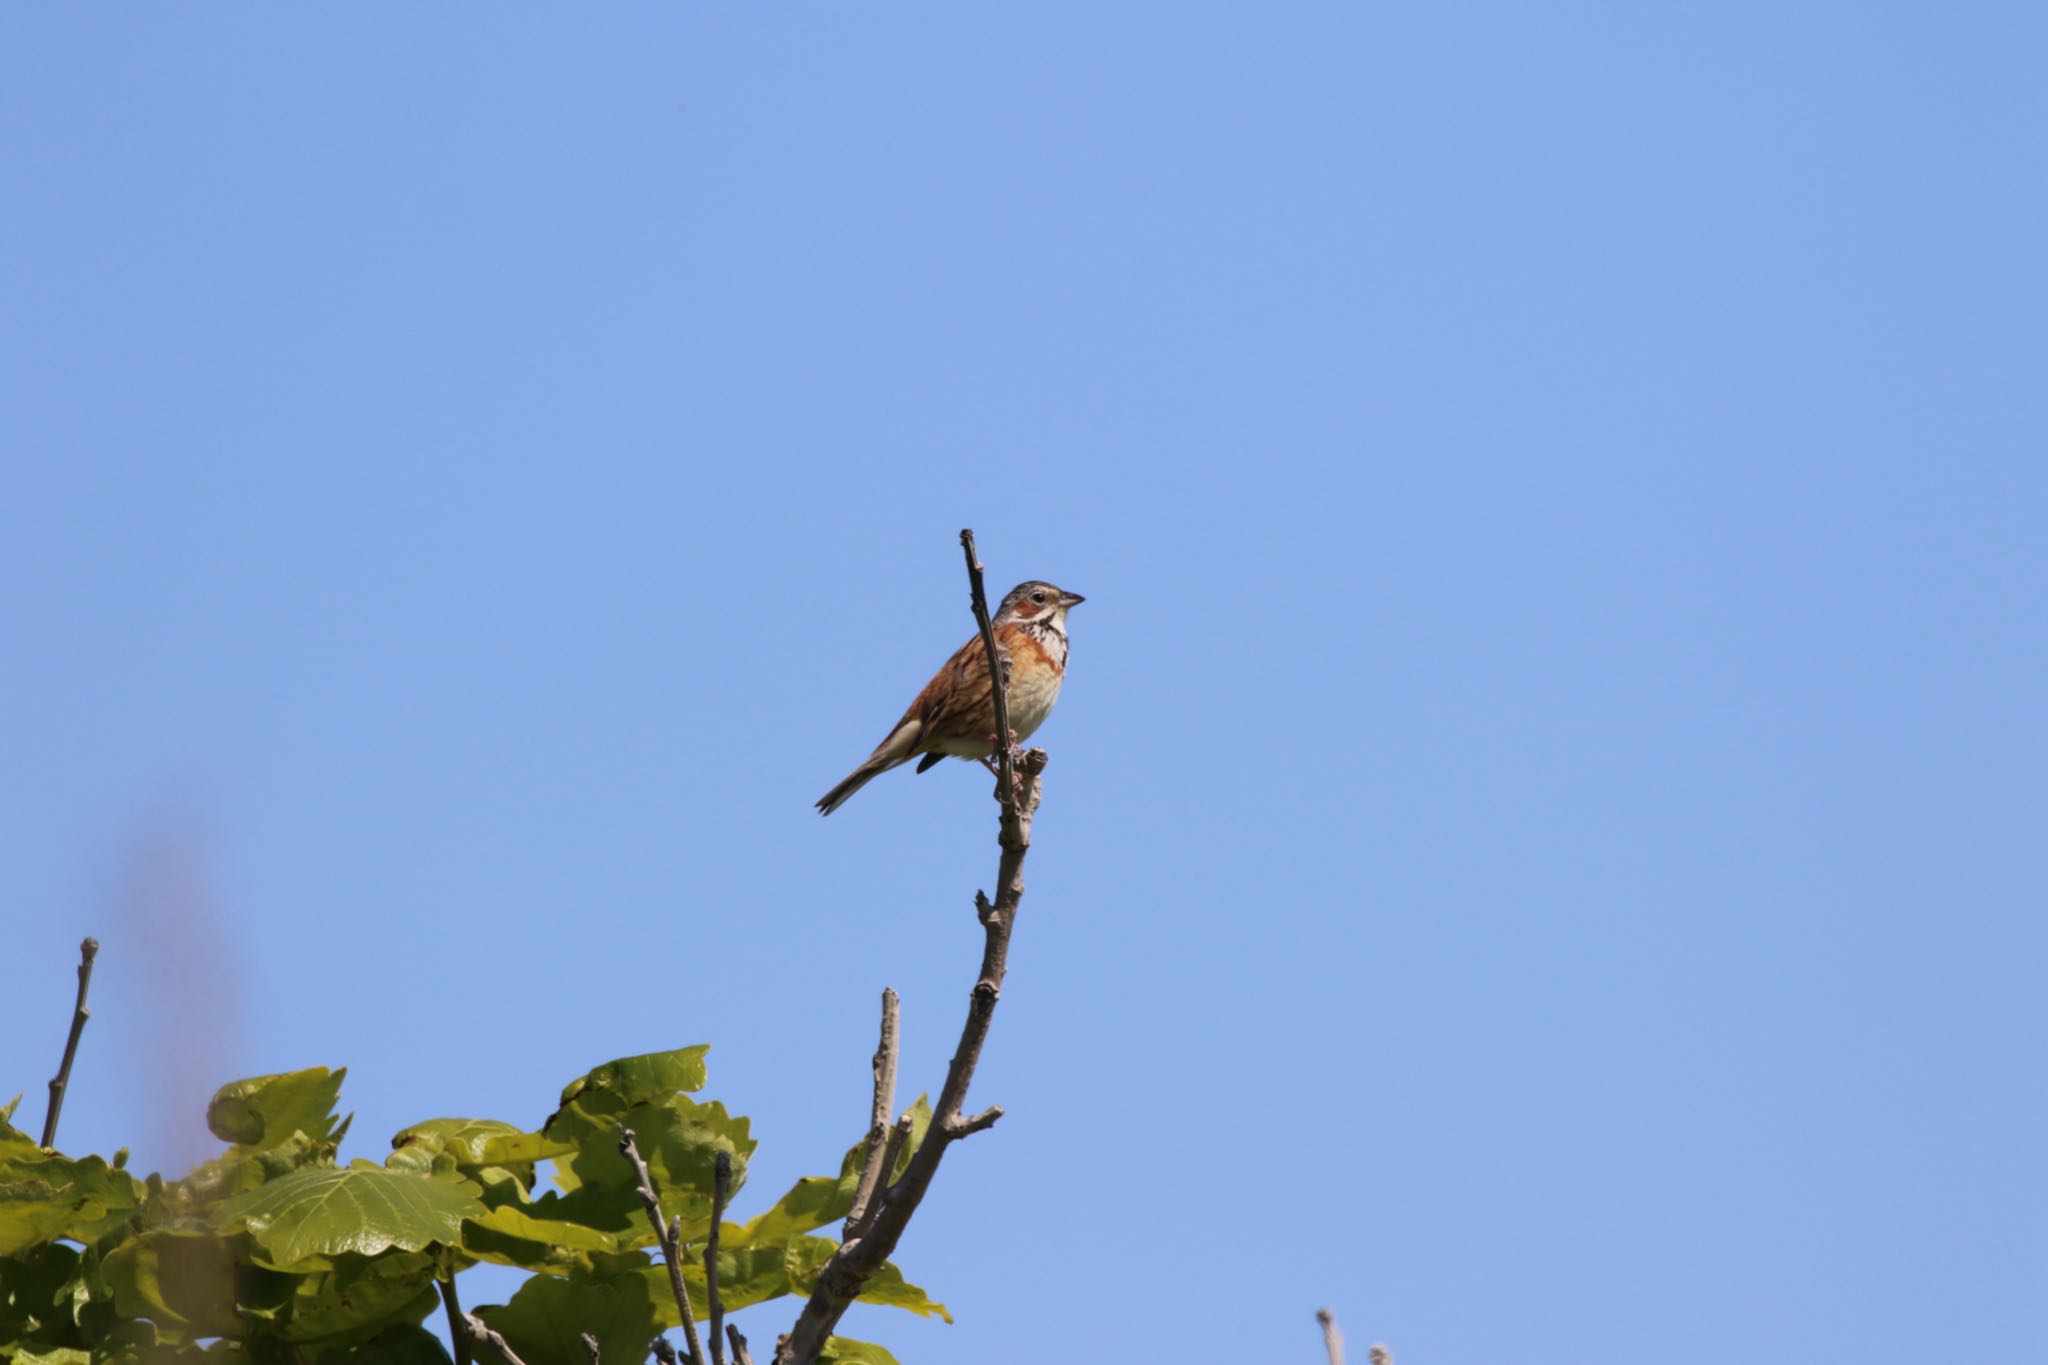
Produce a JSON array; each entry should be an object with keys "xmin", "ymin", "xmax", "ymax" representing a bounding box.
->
[{"xmin": 113, "ymin": 804, "xmax": 247, "ymax": 1175}]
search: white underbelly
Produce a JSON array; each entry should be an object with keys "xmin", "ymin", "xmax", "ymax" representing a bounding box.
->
[{"xmin": 1005, "ymin": 667, "xmax": 1063, "ymax": 741}]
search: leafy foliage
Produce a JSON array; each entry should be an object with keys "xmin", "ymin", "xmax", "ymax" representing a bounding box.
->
[{"xmin": 0, "ymin": 1049, "xmax": 944, "ymax": 1363}]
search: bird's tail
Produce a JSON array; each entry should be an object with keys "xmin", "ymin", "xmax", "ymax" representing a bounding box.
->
[{"xmin": 816, "ymin": 719, "xmax": 921, "ymax": 815}]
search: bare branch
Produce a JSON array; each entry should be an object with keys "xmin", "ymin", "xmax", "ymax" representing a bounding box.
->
[
  {"xmin": 42, "ymin": 936, "xmax": 100, "ymax": 1149},
  {"xmin": 1369, "ymin": 1345, "xmax": 1394, "ymax": 1365},
  {"xmin": 775, "ymin": 530, "xmax": 1050, "ymax": 1365},
  {"xmin": 1317, "ymin": 1309, "xmax": 1346, "ymax": 1365},
  {"xmin": 843, "ymin": 987, "xmax": 900, "ymax": 1236},
  {"xmin": 944, "ymin": 1105, "xmax": 1004, "ymax": 1139},
  {"xmin": 960, "ymin": 529, "xmax": 1019, "ymax": 809},
  {"xmin": 463, "ymin": 1313, "xmax": 531, "ymax": 1365},
  {"xmin": 620, "ymin": 1124, "xmax": 707, "ymax": 1365},
  {"xmin": 708, "ymin": 1149, "xmax": 731, "ymax": 1365},
  {"xmin": 652, "ymin": 1339, "xmax": 682, "ymax": 1365},
  {"xmin": 440, "ymin": 1276, "xmax": 473, "ymax": 1365},
  {"xmin": 726, "ymin": 1325, "xmax": 756, "ymax": 1365},
  {"xmin": 580, "ymin": 1332, "xmax": 601, "ymax": 1364}
]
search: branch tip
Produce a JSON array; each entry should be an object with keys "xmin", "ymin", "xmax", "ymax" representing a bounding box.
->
[
  {"xmin": 844, "ymin": 988, "xmax": 903, "ymax": 1236},
  {"xmin": 42, "ymin": 934, "xmax": 102, "ymax": 1149},
  {"xmin": 1317, "ymin": 1308, "xmax": 1346, "ymax": 1365},
  {"xmin": 947, "ymin": 1105, "xmax": 1004, "ymax": 1138}
]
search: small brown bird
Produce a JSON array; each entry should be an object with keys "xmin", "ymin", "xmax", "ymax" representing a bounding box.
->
[{"xmin": 816, "ymin": 581, "xmax": 1084, "ymax": 814}]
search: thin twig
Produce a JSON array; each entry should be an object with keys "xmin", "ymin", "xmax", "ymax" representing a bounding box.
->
[
  {"xmin": 580, "ymin": 1332, "xmax": 602, "ymax": 1364},
  {"xmin": 441, "ymin": 1276, "xmax": 473, "ymax": 1365},
  {"xmin": 708, "ymin": 1149, "xmax": 731, "ymax": 1365},
  {"xmin": 960, "ymin": 529, "xmax": 1018, "ymax": 809},
  {"xmin": 41, "ymin": 936, "xmax": 100, "ymax": 1149},
  {"xmin": 775, "ymin": 532, "xmax": 1047, "ymax": 1365},
  {"xmin": 946, "ymin": 1104, "xmax": 1003, "ymax": 1139},
  {"xmin": 726, "ymin": 1325, "xmax": 756, "ymax": 1365},
  {"xmin": 1369, "ymin": 1345, "xmax": 1394, "ymax": 1365},
  {"xmin": 843, "ymin": 988, "xmax": 901, "ymax": 1236},
  {"xmin": 464, "ymin": 1313, "xmax": 532, "ymax": 1365},
  {"xmin": 1317, "ymin": 1309, "xmax": 1346, "ymax": 1365},
  {"xmin": 652, "ymin": 1339, "xmax": 681, "ymax": 1365},
  {"xmin": 849, "ymin": 1113, "xmax": 915, "ymax": 1241},
  {"xmin": 620, "ymin": 1124, "xmax": 707, "ymax": 1365}
]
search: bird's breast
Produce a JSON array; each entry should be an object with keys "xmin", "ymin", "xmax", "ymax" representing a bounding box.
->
[{"xmin": 1000, "ymin": 628, "xmax": 1067, "ymax": 741}]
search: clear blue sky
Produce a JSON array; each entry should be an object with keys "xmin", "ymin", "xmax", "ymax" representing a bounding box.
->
[{"xmin": 3, "ymin": 6, "xmax": 2042, "ymax": 1362}]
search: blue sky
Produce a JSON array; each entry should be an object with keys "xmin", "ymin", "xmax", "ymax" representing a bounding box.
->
[{"xmin": 3, "ymin": 5, "xmax": 2043, "ymax": 1362}]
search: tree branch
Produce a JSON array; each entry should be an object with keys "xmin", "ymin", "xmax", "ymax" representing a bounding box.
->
[
  {"xmin": 620, "ymin": 1124, "xmax": 707, "ymax": 1365},
  {"xmin": 726, "ymin": 1325, "xmax": 756, "ymax": 1365},
  {"xmin": 440, "ymin": 1275, "xmax": 473, "ymax": 1365},
  {"xmin": 775, "ymin": 531, "xmax": 1048, "ymax": 1365},
  {"xmin": 580, "ymin": 1332, "xmax": 602, "ymax": 1364},
  {"xmin": 847, "ymin": 1113, "xmax": 914, "ymax": 1243},
  {"xmin": 41, "ymin": 936, "xmax": 99, "ymax": 1149},
  {"xmin": 960, "ymin": 529, "xmax": 1019, "ymax": 809},
  {"xmin": 1317, "ymin": 1309, "xmax": 1346, "ymax": 1365},
  {"xmin": 707, "ymin": 1149, "xmax": 731, "ymax": 1365},
  {"xmin": 463, "ymin": 1313, "xmax": 532, "ymax": 1365},
  {"xmin": 842, "ymin": 988, "xmax": 900, "ymax": 1236},
  {"xmin": 945, "ymin": 1104, "xmax": 1003, "ymax": 1139}
]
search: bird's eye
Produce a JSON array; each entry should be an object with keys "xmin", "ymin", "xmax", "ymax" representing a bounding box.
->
[{"xmin": 1031, "ymin": 591, "xmax": 1047, "ymax": 604}]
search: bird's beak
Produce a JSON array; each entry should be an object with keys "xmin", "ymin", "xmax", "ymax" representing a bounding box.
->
[{"xmin": 1061, "ymin": 591, "xmax": 1086, "ymax": 606}]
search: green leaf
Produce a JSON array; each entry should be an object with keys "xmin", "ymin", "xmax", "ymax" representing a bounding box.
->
[
  {"xmin": 620, "ymin": 1236, "xmax": 794, "ymax": 1327},
  {"xmin": 12, "ymin": 1347, "xmax": 94, "ymax": 1365},
  {"xmin": 539, "ymin": 1094, "xmax": 756, "ymax": 1246},
  {"xmin": 476, "ymin": 1272, "xmax": 660, "ymax": 1365},
  {"xmin": 205, "ymin": 1069, "xmax": 348, "ymax": 1152},
  {"xmin": 731, "ymin": 1138, "xmax": 863, "ymax": 1251},
  {"xmin": 100, "ymin": 1231, "xmax": 242, "ymax": 1341},
  {"xmin": 0, "ymin": 1148, "xmax": 145, "ymax": 1254},
  {"xmin": 214, "ymin": 1163, "xmax": 486, "ymax": 1266},
  {"xmin": 819, "ymin": 1337, "xmax": 904, "ymax": 1365},
  {"xmin": 554, "ymin": 1048, "xmax": 709, "ymax": 1111},
  {"xmin": 310, "ymin": 1322, "xmax": 454, "ymax": 1363},
  {"xmin": 460, "ymin": 1205, "xmax": 621, "ymax": 1274},
  {"xmin": 849, "ymin": 1258, "xmax": 952, "ymax": 1324},
  {"xmin": 891, "ymin": 1095, "xmax": 934, "ymax": 1183},
  {"xmin": 280, "ymin": 1251, "xmax": 439, "ymax": 1343},
  {"xmin": 0, "ymin": 1239, "xmax": 86, "ymax": 1351},
  {"xmin": 390, "ymin": 1119, "xmax": 569, "ymax": 1171},
  {"xmin": 783, "ymin": 1238, "xmax": 950, "ymax": 1323}
]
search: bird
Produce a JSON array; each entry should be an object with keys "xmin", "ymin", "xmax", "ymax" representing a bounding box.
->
[{"xmin": 816, "ymin": 580, "xmax": 1084, "ymax": 815}]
